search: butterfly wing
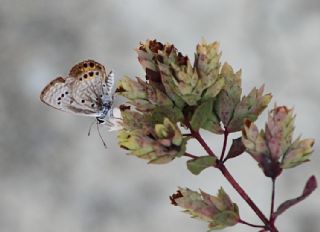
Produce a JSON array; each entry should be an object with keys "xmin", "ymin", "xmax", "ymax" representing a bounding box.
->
[
  {"xmin": 69, "ymin": 60, "xmax": 113, "ymax": 113},
  {"xmin": 104, "ymin": 71, "xmax": 114, "ymax": 96},
  {"xmin": 40, "ymin": 60, "xmax": 113, "ymax": 117}
]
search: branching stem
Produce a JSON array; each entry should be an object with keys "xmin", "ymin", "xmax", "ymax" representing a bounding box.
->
[
  {"xmin": 192, "ymin": 130, "xmax": 216, "ymax": 157},
  {"xmin": 217, "ymin": 163, "xmax": 270, "ymax": 226},
  {"xmin": 238, "ymin": 219, "xmax": 266, "ymax": 228},
  {"xmin": 189, "ymin": 130, "xmax": 279, "ymax": 232},
  {"xmin": 184, "ymin": 152, "xmax": 198, "ymax": 159},
  {"xmin": 220, "ymin": 129, "xmax": 229, "ymax": 161}
]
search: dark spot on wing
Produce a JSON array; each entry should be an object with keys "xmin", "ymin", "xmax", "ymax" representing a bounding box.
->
[
  {"xmin": 84, "ymin": 74, "xmax": 88, "ymax": 79},
  {"xmin": 120, "ymin": 105, "xmax": 131, "ymax": 111},
  {"xmin": 116, "ymin": 86, "xmax": 125, "ymax": 93},
  {"xmin": 96, "ymin": 71, "xmax": 99, "ymax": 75},
  {"xmin": 89, "ymin": 62, "xmax": 94, "ymax": 68},
  {"xmin": 89, "ymin": 72, "xmax": 94, "ymax": 77},
  {"xmin": 83, "ymin": 63, "xmax": 88, "ymax": 68},
  {"xmin": 81, "ymin": 99, "xmax": 85, "ymax": 103}
]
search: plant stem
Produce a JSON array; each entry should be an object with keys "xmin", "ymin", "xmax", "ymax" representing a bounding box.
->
[
  {"xmin": 192, "ymin": 130, "xmax": 216, "ymax": 157},
  {"xmin": 184, "ymin": 152, "xmax": 198, "ymax": 159},
  {"xmin": 191, "ymin": 130, "xmax": 280, "ymax": 231},
  {"xmin": 238, "ymin": 219, "xmax": 266, "ymax": 228},
  {"xmin": 220, "ymin": 129, "xmax": 229, "ymax": 161},
  {"xmin": 218, "ymin": 162, "xmax": 270, "ymax": 226},
  {"xmin": 269, "ymin": 178, "xmax": 276, "ymax": 223}
]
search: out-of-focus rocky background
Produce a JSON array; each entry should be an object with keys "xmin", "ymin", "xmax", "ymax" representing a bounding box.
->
[{"xmin": 0, "ymin": 0, "xmax": 319, "ymax": 231}]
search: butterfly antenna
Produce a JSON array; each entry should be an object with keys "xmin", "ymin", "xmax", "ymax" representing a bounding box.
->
[
  {"xmin": 97, "ymin": 123, "xmax": 108, "ymax": 149},
  {"xmin": 87, "ymin": 120, "xmax": 96, "ymax": 136}
]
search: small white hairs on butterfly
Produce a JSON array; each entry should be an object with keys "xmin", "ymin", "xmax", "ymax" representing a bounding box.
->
[
  {"xmin": 40, "ymin": 60, "xmax": 123, "ymax": 133},
  {"xmin": 105, "ymin": 71, "xmax": 114, "ymax": 96}
]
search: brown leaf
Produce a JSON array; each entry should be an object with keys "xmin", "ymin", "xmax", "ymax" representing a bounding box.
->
[{"xmin": 274, "ymin": 176, "xmax": 317, "ymax": 217}]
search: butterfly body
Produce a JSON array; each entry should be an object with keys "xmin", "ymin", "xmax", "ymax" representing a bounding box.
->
[{"xmin": 40, "ymin": 60, "xmax": 119, "ymax": 128}]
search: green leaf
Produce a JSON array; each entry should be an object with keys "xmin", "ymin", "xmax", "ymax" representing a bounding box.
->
[
  {"xmin": 116, "ymin": 76, "xmax": 174, "ymax": 112},
  {"xmin": 118, "ymin": 114, "xmax": 187, "ymax": 164},
  {"xmin": 190, "ymin": 99, "xmax": 213, "ymax": 130},
  {"xmin": 281, "ymin": 138, "xmax": 315, "ymax": 169},
  {"xmin": 215, "ymin": 63, "xmax": 242, "ymax": 127},
  {"xmin": 190, "ymin": 99, "xmax": 223, "ymax": 134},
  {"xmin": 228, "ymin": 85, "xmax": 272, "ymax": 132},
  {"xmin": 220, "ymin": 63, "xmax": 242, "ymax": 105},
  {"xmin": 209, "ymin": 210, "xmax": 240, "ymax": 230},
  {"xmin": 202, "ymin": 76, "xmax": 225, "ymax": 101},
  {"xmin": 187, "ymin": 156, "xmax": 217, "ymax": 175},
  {"xmin": 151, "ymin": 105, "xmax": 184, "ymax": 124}
]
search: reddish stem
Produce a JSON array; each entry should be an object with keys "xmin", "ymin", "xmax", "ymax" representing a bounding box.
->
[
  {"xmin": 192, "ymin": 130, "xmax": 216, "ymax": 157},
  {"xmin": 269, "ymin": 178, "xmax": 276, "ymax": 225},
  {"xmin": 184, "ymin": 152, "xmax": 198, "ymax": 159},
  {"xmin": 191, "ymin": 130, "xmax": 279, "ymax": 232},
  {"xmin": 238, "ymin": 219, "xmax": 266, "ymax": 229},
  {"xmin": 218, "ymin": 162, "xmax": 270, "ymax": 226},
  {"xmin": 220, "ymin": 129, "xmax": 229, "ymax": 162}
]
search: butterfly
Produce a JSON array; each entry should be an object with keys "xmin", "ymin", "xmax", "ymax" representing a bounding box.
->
[{"xmin": 40, "ymin": 60, "xmax": 122, "ymax": 145}]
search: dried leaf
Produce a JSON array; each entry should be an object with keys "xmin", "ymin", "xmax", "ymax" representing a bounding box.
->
[
  {"xmin": 170, "ymin": 187, "xmax": 239, "ymax": 230},
  {"xmin": 274, "ymin": 176, "xmax": 317, "ymax": 217},
  {"xmin": 118, "ymin": 112, "xmax": 188, "ymax": 164},
  {"xmin": 227, "ymin": 85, "xmax": 272, "ymax": 132},
  {"xmin": 215, "ymin": 63, "xmax": 242, "ymax": 126},
  {"xmin": 225, "ymin": 137, "xmax": 246, "ymax": 161},
  {"xmin": 242, "ymin": 105, "xmax": 314, "ymax": 178}
]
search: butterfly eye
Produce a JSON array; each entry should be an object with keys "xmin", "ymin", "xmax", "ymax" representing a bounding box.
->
[{"xmin": 97, "ymin": 118, "xmax": 105, "ymax": 124}]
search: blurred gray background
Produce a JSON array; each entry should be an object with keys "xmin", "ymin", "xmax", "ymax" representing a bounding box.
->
[{"xmin": 0, "ymin": 0, "xmax": 319, "ymax": 231}]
